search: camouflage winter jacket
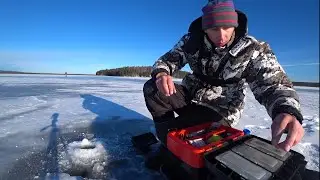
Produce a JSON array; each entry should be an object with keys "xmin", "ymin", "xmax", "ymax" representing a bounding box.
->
[{"xmin": 151, "ymin": 11, "xmax": 303, "ymax": 127}]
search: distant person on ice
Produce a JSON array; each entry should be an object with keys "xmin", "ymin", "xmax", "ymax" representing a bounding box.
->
[{"xmin": 143, "ymin": 0, "xmax": 304, "ymax": 154}]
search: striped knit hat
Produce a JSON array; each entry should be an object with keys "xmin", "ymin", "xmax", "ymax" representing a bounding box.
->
[{"xmin": 202, "ymin": 0, "xmax": 238, "ymax": 30}]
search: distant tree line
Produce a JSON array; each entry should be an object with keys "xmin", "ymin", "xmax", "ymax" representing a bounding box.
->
[
  {"xmin": 292, "ymin": 81, "xmax": 319, "ymax": 87},
  {"xmin": 96, "ymin": 66, "xmax": 190, "ymax": 79}
]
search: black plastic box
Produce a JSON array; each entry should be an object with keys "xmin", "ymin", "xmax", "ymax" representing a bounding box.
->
[{"xmin": 204, "ymin": 135, "xmax": 307, "ymax": 180}]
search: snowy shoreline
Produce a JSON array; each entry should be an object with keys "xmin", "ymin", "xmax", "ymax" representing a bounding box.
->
[{"xmin": 0, "ymin": 74, "xmax": 318, "ymax": 88}]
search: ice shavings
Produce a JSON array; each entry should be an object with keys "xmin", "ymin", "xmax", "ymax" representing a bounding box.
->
[{"xmin": 59, "ymin": 138, "xmax": 108, "ymax": 179}]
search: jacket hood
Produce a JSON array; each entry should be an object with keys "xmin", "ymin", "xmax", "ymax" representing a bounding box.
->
[{"xmin": 188, "ymin": 10, "xmax": 248, "ymax": 38}]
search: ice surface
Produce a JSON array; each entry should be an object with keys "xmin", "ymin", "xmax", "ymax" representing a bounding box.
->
[{"xmin": 0, "ymin": 74, "xmax": 318, "ymax": 179}]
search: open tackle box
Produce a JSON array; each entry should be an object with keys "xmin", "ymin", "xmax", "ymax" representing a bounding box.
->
[
  {"xmin": 166, "ymin": 122, "xmax": 245, "ymax": 169},
  {"xmin": 166, "ymin": 122, "xmax": 307, "ymax": 180}
]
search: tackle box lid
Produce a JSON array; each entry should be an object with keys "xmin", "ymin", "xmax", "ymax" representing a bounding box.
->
[{"xmin": 203, "ymin": 134, "xmax": 307, "ymax": 180}]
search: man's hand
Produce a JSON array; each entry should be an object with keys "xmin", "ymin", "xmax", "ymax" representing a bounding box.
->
[
  {"xmin": 155, "ymin": 72, "xmax": 176, "ymax": 96},
  {"xmin": 271, "ymin": 113, "xmax": 304, "ymax": 152}
]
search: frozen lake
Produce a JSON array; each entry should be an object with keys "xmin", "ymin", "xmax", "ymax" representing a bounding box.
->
[{"xmin": 0, "ymin": 74, "xmax": 318, "ymax": 179}]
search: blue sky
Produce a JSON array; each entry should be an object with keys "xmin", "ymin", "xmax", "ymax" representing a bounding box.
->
[{"xmin": 0, "ymin": 0, "xmax": 318, "ymax": 82}]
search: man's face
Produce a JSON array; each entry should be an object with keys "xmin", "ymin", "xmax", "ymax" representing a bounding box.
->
[{"xmin": 205, "ymin": 27, "xmax": 235, "ymax": 47}]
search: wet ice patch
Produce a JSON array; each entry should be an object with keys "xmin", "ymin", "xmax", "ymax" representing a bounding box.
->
[
  {"xmin": 245, "ymin": 125, "xmax": 269, "ymax": 129},
  {"xmin": 244, "ymin": 125, "xmax": 270, "ymax": 135},
  {"xmin": 43, "ymin": 173, "xmax": 83, "ymax": 180},
  {"xmin": 59, "ymin": 138, "xmax": 108, "ymax": 179},
  {"xmin": 242, "ymin": 125, "xmax": 272, "ymax": 140}
]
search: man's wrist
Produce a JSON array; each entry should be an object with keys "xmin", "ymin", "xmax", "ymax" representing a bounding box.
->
[
  {"xmin": 156, "ymin": 72, "xmax": 168, "ymax": 79},
  {"xmin": 151, "ymin": 69, "xmax": 169, "ymax": 81},
  {"xmin": 272, "ymin": 105, "xmax": 303, "ymax": 124}
]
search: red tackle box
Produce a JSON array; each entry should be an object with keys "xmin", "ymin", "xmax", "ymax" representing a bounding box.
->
[{"xmin": 166, "ymin": 122, "xmax": 245, "ymax": 169}]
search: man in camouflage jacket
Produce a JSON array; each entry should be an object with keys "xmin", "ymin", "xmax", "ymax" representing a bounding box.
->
[{"xmin": 143, "ymin": 0, "xmax": 304, "ymax": 152}]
